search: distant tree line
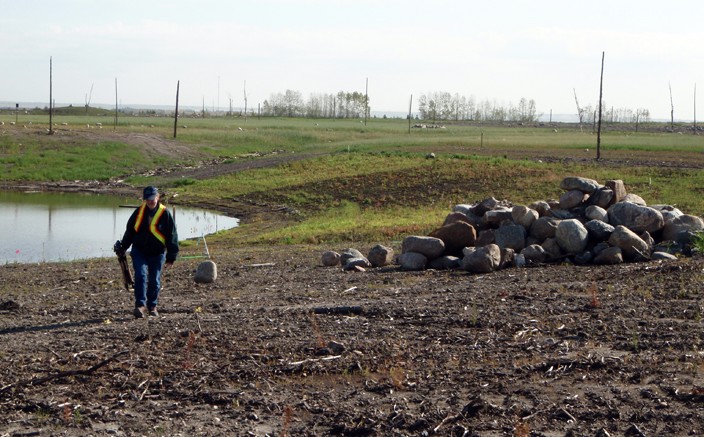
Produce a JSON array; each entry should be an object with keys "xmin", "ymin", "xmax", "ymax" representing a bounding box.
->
[
  {"xmin": 262, "ymin": 90, "xmax": 369, "ymax": 118},
  {"xmin": 579, "ymin": 102, "xmax": 651, "ymax": 124},
  {"xmin": 417, "ymin": 92, "xmax": 539, "ymax": 122}
]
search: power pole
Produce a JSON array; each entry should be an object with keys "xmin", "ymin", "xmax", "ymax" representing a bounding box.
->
[
  {"xmin": 49, "ymin": 56, "xmax": 54, "ymax": 135},
  {"xmin": 669, "ymin": 82, "xmax": 675, "ymax": 131},
  {"xmin": 596, "ymin": 51, "xmax": 604, "ymax": 160},
  {"xmin": 173, "ymin": 80, "xmax": 180, "ymax": 138},
  {"xmin": 694, "ymin": 83, "xmax": 697, "ymax": 134},
  {"xmin": 114, "ymin": 78, "xmax": 118, "ymax": 131}
]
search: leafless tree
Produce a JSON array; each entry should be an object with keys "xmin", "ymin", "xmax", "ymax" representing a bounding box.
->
[
  {"xmin": 85, "ymin": 83, "xmax": 94, "ymax": 114},
  {"xmin": 573, "ymin": 88, "xmax": 584, "ymax": 132}
]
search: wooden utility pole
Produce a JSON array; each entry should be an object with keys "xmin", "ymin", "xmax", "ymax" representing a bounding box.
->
[
  {"xmin": 596, "ymin": 51, "xmax": 604, "ymax": 160},
  {"xmin": 669, "ymin": 82, "xmax": 674, "ymax": 131},
  {"xmin": 694, "ymin": 83, "xmax": 697, "ymax": 134},
  {"xmin": 49, "ymin": 57, "xmax": 54, "ymax": 135},
  {"xmin": 114, "ymin": 78, "xmax": 118, "ymax": 130},
  {"xmin": 173, "ymin": 80, "xmax": 180, "ymax": 139}
]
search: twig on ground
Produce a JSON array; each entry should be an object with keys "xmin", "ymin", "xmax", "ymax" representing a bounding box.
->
[{"xmin": 0, "ymin": 349, "xmax": 129, "ymax": 395}]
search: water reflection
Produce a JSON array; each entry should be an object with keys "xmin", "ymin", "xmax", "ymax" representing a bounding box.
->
[{"xmin": 0, "ymin": 191, "xmax": 238, "ymax": 264}]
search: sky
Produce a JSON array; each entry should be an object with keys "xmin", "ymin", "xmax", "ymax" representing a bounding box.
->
[{"xmin": 1, "ymin": 0, "xmax": 703, "ymax": 120}]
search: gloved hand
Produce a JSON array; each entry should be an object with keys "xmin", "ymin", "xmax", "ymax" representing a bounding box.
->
[{"xmin": 113, "ymin": 240, "xmax": 124, "ymax": 255}]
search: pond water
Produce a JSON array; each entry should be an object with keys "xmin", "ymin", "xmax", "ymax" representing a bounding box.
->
[{"xmin": 0, "ymin": 190, "xmax": 239, "ymax": 264}]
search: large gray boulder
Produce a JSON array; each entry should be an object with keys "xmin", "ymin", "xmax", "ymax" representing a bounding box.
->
[
  {"xmin": 475, "ymin": 229, "xmax": 495, "ymax": 247},
  {"xmin": 559, "ymin": 190, "xmax": 586, "ymax": 210},
  {"xmin": 444, "ymin": 210, "xmax": 483, "ymax": 230},
  {"xmin": 321, "ymin": 250, "xmax": 341, "ymax": 266},
  {"xmin": 344, "ymin": 257, "xmax": 372, "ymax": 271},
  {"xmin": 541, "ymin": 237, "xmax": 563, "ymax": 261},
  {"xmin": 484, "ymin": 207, "xmax": 513, "ymax": 227},
  {"xmin": 529, "ymin": 216, "xmax": 560, "ymax": 241},
  {"xmin": 589, "ymin": 188, "xmax": 615, "ymax": 209},
  {"xmin": 608, "ymin": 202, "xmax": 664, "ymax": 234},
  {"xmin": 429, "ymin": 221, "xmax": 476, "ymax": 255},
  {"xmin": 555, "ymin": 219, "xmax": 589, "ymax": 254},
  {"xmin": 521, "ymin": 244, "xmax": 547, "ymax": 264},
  {"xmin": 494, "ymin": 224, "xmax": 526, "ymax": 252},
  {"xmin": 560, "ymin": 176, "xmax": 600, "ymax": 194},
  {"xmin": 585, "ymin": 219, "xmax": 615, "ymax": 242},
  {"xmin": 605, "ymin": 180, "xmax": 627, "ymax": 205},
  {"xmin": 623, "ymin": 193, "xmax": 647, "ymax": 206},
  {"xmin": 452, "ymin": 204, "xmax": 473, "ymax": 215},
  {"xmin": 194, "ymin": 260, "xmax": 217, "ymax": 284},
  {"xmin": 585, "ymin": 205, "xmax": 608, "ymax": 222},
  {"xmin": 593, "ymin": 246, "xmax": 624, "ymax": 265},
  {"xmin": 401, "ymin": 236, "xmax": 445, "ymax": 259},
  {"xmin": 442, "ymin": 211, "xmax": 471, "ymax": 226},
  {"xmin": 470, "ymin": 197, "xmax": 499, "ymax": 216},
  {"xmin": 428, "ymin": 255, "xmax": 461, "ymax": 270},
  {"xmin": 340, "ymin": 248, "xmax": 366, "ymax": 265},
  {"xmin": 499, "ymin": 248, "xmax": 516, "ymax": 270},
  {"xmin": 651, "ymin": 205, "xmax": 684, "ymax": 223},
  {"xmin": 461, "ymin": 244, "xmax": 501, "ymax": 273},
  {"xmin": 608, "ymin": 225, "xmax": 650, "ymax": 260},
  {"xmin": 397, "ymin": 252, "xmax": 427, "ymax": 271},
  {"xmin": 512, "ymin": 205, "xmax": 539, "ymax": 230},
  {"xmin": 529, "ymin": 200, "xmax": 551, "ymax": 217},
  {"xmin": 367, "ymin": 244, "xmax": 394, "ymax": 267},
  {"xmin": 661, "ymin": 214, "xmax": 704, "ymax": 242}
]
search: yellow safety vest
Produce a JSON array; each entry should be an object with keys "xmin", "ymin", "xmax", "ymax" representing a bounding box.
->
[{"xmin": 134, "ymin": 203, "xmax": 167, "ymax": 246}]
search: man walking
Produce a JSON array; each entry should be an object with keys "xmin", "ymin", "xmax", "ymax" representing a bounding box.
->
[{"xmin": 115, "ymin": 186, "xmax": 179, "ymax": 318}]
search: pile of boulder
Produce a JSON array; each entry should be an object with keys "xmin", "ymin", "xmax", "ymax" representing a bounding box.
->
[{"xmin": 322, "ymin": 176, "xmax": 704, "ymax": 273}]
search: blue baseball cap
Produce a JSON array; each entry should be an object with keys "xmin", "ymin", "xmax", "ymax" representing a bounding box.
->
[{"xmin": 143, "ymin": 186, "xmax": 159, "ymax": 200}]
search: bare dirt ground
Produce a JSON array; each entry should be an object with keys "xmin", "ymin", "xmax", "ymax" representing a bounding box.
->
[{"xmin": 1, "ymin": 130, "xmax": 704, "ymax": 436}]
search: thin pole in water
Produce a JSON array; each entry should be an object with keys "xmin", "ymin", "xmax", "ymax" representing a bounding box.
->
[
  {"xmin": 114, "ymin": 78, "xmax": 118, "ymax": 130},
  {"xmin": 49, "ymin": 57, "xmax": 54, "ymax": 135}
]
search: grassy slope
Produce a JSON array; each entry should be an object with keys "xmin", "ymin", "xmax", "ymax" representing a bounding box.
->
[{"xmin": 2, "ymin": 115, "xmax": 703, "ymax": 244}]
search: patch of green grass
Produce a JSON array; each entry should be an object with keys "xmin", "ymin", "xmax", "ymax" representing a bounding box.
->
[
  {"xmin": 0, "ymin": 137, "xmax": 149, "ymax": 181},
  {"xmin": 241, "ymin": 201, "xmax": 443, "ymax": 244},
  {"xmin": 4, "ymin": 115, "xmax": 704, "ymax": 247},
  {"xmin": 179, "ymin": 147, "xmax": 704, "ymax": 245},
  {"xmin": 692, "ymin": 231, "xmax": 704, "ymax": 255}
]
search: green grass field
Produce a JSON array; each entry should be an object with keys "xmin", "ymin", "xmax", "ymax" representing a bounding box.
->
[{"xmin": 2, "ymin": 113, "xmax": 703, "ymax": 244}]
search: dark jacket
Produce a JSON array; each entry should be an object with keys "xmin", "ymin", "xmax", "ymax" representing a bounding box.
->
[{"xmin": 121, "ymin": 203, "xmax": 179, "ymax": 262}]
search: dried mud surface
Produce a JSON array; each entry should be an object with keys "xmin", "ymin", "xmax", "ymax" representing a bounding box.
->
[
  {"xmin": 1, "ymin": 129, "xmax": 704, "ymax": 436},
  {"xmin": 1, "ymin": 250, "xmax": 703, "ymax": 436}
]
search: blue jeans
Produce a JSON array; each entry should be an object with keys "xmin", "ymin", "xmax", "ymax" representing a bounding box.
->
[{"xmin": 130, "ymin": 246, "xmax": 165, "ymax": 309}]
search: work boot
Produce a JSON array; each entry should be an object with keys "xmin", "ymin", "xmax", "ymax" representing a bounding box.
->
[
  {"xmin": 148, "ymin": 307, "xmax": 159, "ymax": 317},
  {"xmin": 134, "ymin": 306, "xmax": 146, "ymax": 319}
]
